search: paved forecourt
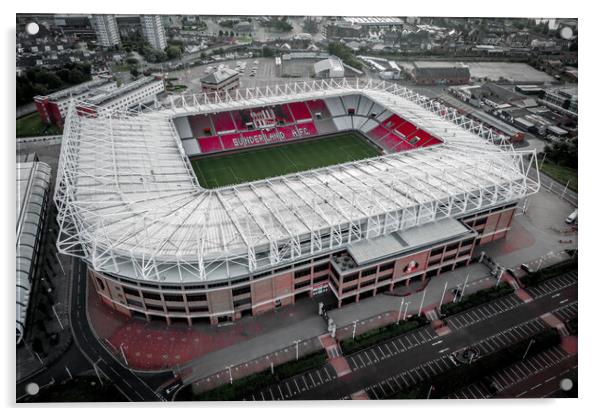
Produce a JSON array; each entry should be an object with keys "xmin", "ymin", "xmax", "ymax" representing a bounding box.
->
[{"xmin": 190, "ymin": 133, "xmax": 381, "ymax": 188}]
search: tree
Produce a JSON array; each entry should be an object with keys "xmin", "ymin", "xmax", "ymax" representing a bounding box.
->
[
  {"xmin": 166, "ymin": 45, "xmax": 182, "ymax": 60},
  {"xmin": 130, "ymin": 66, "xmax": 140, "ymax": 78},
  {"xmin": 67, "ymin": 69, "xmax": 86, "ymax": 85},
  {"xmin": 262, "ymin": 46, "xmax": 274, "ymax": 57}
]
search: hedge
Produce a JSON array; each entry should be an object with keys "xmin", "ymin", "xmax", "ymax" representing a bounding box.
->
[
  {"xmin": 178, "ymin": 350, "xmax": 328, "ymax": 401},
  {"xmin": 340, "ymin": 316, "xmax": 428, "ymax": 355},
  {"xmin": 440, "ymin": 282, "xmax": 514, "ymax": 316},
  {"xmin": 521, "ymin": 257, "xmax": 577, "ymax": 287}
]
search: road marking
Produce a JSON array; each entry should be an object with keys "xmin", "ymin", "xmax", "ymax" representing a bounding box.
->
[
  {"xmin": 308, "ymin": 372, "xmax": 316, "ymax": 387},
  {"xmin": 551, "ymin": 293, "xmax": 561, "ymax": 299},
  {"xmin": 560, "ymin": 298, "xmax": 569, "ymax": 304},
  {"xmin": 438, "ymin": 347, "xmax": 449, "ymax": 354},
  {"xmin": 432, "ymin": 340, "xmax": 443, "ymax": 346}
]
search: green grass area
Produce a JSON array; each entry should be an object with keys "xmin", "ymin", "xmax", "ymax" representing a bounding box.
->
[
  {"xmin": 540, "ymin": 161, "xmax": 578, "ymax": 192},
  {"xmin": 191, "ymin": 133, "xmax": 381, "ymax": 188},
  {"xmin": 177, "ymin": 351, "xmax": 328, "ymax": 401},
  {"xmin": 110, "ymin": 64, "xmax": 131, "ymax": 73},
  {"xmin": 16, "ymin": 112, "xmax": 62, "ymax": 138}
]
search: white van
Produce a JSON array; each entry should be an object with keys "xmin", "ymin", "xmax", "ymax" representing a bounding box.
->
[{"xmin": 565, "ymin": 209, "xmax": 578, "ymax": 224}]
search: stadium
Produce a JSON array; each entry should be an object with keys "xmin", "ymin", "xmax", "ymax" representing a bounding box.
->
[{"xmin": 55, "ymin": 78, "xmax": 540, "ymax": 325}]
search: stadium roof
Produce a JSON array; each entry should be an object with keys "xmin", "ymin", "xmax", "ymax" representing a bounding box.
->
[{"xmin": 55, "ymin": 78, "xmax": 540, "ymax": 283}]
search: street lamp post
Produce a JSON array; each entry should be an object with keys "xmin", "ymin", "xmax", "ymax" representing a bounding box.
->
[
  {"xmin": 460, "ymin": 273, "xmax": 469, "ymax": 302},
  {"xmin": 119, "ymin": 343, "xmax": 128, "ymax": 367},
  {"xmin": 352, "ymin": 320, "xmax": 359, "ymax": 339},
  {"xmin": 51, "ymin": 305, "xmax": 64, "ymax": 330},
  {"xmin": 522, "ymin": 339, "xmax": 535, "ymax": 360},
  {"xmin": 294, "ymin": 339, "xmax": 300, "ymax": 361},
  {"xmin": 418, "ymin": 287, "xmax": 428, "ymax": 316},
  {"xmin": 227, "ymin": 365, "xmax": 233, "ymax": 384},
  {"xmin": 536, "ymin": 258, "xmax": 544, "ymax": 272},
  {"xmin": 396, "ymin": 298, "xmax": 405, "ymax": 325},
  {"xmin": 438, "ymin": 281, "xmax": 448, "ymax": 311},
  {"xmin": 403, "ymin": 302, "xmax": 410, "ymax": 321},
  {"xmin": 426, "ymin": 385, "xmax": 434, "ymax": 399}
]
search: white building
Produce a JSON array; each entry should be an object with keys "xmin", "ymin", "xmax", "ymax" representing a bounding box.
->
[
  {"xmin": 91, "ymin": 14, "xmax": 121, "ymax": 47},
  {"xmin": 78, "ymin": 76, "xmax": 165, "ymax": 114},
  {"xmin": 141, "ymin": 15, "xmax": 167, "ymax": 50},
  {"xmin": 313, "ymin": 57, "xmax": 345, "ymax": 78}
]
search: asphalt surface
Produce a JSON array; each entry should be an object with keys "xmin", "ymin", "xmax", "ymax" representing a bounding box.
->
[
  {"xmin": 70, "ymin": 258, "xmax": 176, "ymax": 402},
  {"xmin": 287, "ymin": 276, "xmax": 577, "ymax": 400}
]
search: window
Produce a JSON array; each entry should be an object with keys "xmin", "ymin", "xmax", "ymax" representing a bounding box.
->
[
  {"xmin": 142, "ymin": 291, "xmax": 161, "ymax": 301},
  {"xmin": 163, "ymin": 294, "xmax": 184, "ymax": 302},
  {"xmin": 232, "ymin": 286, "xmax": 251, "ymax": 296},
  {"xmin": 208, "ymin": 281, "xmax": 229, "ymax": 289},
  {"xmin": 127, "ymin": 299, "xmax": 143, "ymax": 308},
  {"xmin": 314, "ymin": 263, "xmax": 330, "ymax": 272},
  {"xmin": 431, "ymin": 247, "xmax": 444, "ymax": 256},
  {"xmin": 96, "ymin": 277, "xmax": 105, "ymax": 291},
  {"xmin": 145, "ymin": 303, "xmax": 164, "ymax": 311},
  {"xmin": 294, "ymin": 268, "xmax": 311, "ymax": 279},
  {"xmin": 313, "ymin": 275, "xmax": 328, "ymax": 283},
  {"xmin": 294, "ymin": 280, "xmax": 311, "ymax": 289},
  {"xmin": 234, "ymin": 299, "xmax": 251, "ymax": 309},
  {"xmin": 361, "ymin": 267, "xmax": 377, "ymax": 277},
  {"xmin": 189, "ymin": 306, "xmax": 209, "ymax": 313},
  {"xmin": 380, "ymin": 262, "xmax": 394, "ymax": 271},
  {"xmin": 123, "ymin": 286, "xmax": 140, "ymax": 297},
  {"xmin": 187, "ymin": 294, "xmax": 207, "ymax": 302},
  {"xmin": 342, "ymin": 273, "xmax": 359, "ymax": 283},
  {"xmin": 360, "ymin": 279, "xmax": 376, "ymax": 288}
]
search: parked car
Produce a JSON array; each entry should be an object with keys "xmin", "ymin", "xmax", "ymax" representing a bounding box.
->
[
  {"xmin": 565, "ymin": 209, "xmax": 578, "ymax": 224},
  {"xmin": 520, "ymin": 263, "xmax": 533, "ymax": 274}
]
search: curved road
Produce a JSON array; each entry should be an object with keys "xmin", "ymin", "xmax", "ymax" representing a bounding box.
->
[{"xmin": 70, "ymin": 258, "xmax": 176, "ymax": 402}]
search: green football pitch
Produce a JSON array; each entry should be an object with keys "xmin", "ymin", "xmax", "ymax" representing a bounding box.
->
[{"xmin": 191, "ymin": 133, "xmax": 381, "ymax": 189}]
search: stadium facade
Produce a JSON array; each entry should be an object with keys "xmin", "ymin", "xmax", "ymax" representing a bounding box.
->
[{"xmin": 55, "ymin": 78, "xmax": 540, "ymax": 325}]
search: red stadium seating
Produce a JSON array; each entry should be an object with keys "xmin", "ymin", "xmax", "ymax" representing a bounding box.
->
[
  {"xmin": 188, "ymin": 105, "xmax": 442, "ymax": 156},
  {"xmin": 188, "ymin": 114, "xmax": 214, "ymax": 137},
  {"xmin": 273, "ymin": 104, "xmax": 294, "ymax": 124},
  {"xmin": 382, "ymin": 114, "xmax": 405, "ymax": 131},
  {"xmin": 210, "ymin": 112, "xmax": 236, "ymax": 133},
  {"xmin": 395, "ymin": 120, "xmax": 418, "ymax": 137},
  {"xmin": 288, "ymin": 101, "xmax": 312, "ymax": 121},
  {"xmin": 306, "ymin": 100, "xmax": 331, "ymax": 119},
  {"xmin": 367, "ymin": 125, "xmax": 389, "ymax": 141},
  {"xmin": 198, "ymin": 136, "xmax": 224, "ymax": 154}
]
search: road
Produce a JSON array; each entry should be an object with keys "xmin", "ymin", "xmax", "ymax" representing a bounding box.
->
[
  {"xmin": 262, "ymin": 274, "xmax": 577, "ymax": 400},
  {"xmin": 69, "ymin": 258, "xmax": 176, "ymax": 402}
]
